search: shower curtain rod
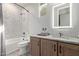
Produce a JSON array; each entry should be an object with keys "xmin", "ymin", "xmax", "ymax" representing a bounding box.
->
[
  {"xmin": 14, "ymin": 3, "xmax": 30, "ymax": 13},
  {"xmin": 14, "ymin": 3, "xmax": 39, "ymax": 19}
]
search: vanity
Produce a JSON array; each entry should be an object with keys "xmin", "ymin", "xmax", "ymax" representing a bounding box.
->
[
  {"xmin": 30, "ymin": 3, "xmax": 77, "ymax": 56},
  {"xmin": 30, "ymin": 35, "xmax": 79, "ymax": 56}
]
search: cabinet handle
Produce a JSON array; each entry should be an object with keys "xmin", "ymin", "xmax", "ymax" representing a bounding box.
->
[
  {"xmin": 60, "ymin": 45, "xmax": 62, "ymax": 54},
  {"xmin": 54, "ymin": 44, "xmax": 56, "ymax": 52}
]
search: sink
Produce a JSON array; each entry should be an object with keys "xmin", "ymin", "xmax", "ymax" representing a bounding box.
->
[
  {"xmin": 61, "ymin": 36, "xmax": 79, "ymax": 40},
  {"xmin": 37, "ymin": 33, "xmax": 50, "ymax": 36}
]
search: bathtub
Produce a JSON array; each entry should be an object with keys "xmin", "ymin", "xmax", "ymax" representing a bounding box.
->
[{"xmin": 5, "ymin": 37, "xmax": 29, "ymax": 56}]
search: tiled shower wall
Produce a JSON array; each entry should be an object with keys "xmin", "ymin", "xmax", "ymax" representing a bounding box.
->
[
  {"xmin": 2, "ymin": 3, "xmax": 23, "ymax": 55},
  {"xmin": 2, "ymin": 3, "xmax": 41, "ymax": 55},
  {"xmin": 2, "ymin": 4, "xmax": 23, "ymax": 39}
]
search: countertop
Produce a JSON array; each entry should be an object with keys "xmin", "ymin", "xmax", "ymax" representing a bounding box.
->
[{"xmin": 31, "ymin": 35, "xmax": 79, "ymax": 45}]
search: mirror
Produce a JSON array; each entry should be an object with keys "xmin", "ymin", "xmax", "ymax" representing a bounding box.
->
[{"xmin": 52, "ymin": 3, "xmax": 72, "ymax": 28}]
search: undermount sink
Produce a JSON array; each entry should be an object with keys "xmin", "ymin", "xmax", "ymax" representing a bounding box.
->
[
  {"xmin": 61, "ymin": 36, "xmax": 79, "ymax": 40},
  {"xmin": 37, "ymin": 33, "xmax": 50, "ymax": 36}
]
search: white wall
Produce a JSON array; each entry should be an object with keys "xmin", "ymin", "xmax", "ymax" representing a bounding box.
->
[
  {"xmin": 2, "ymin": 3, "xmax": 23, "ymax": 55},
  {"xmin": 40, "ymin": 3, "xmax": 79, "ymax": 37},
  {"xmin": 2, "ymin": 3, "xmax": 42, "ymax": 55},
  {"xmin": 39, "ymin": 4, "xmax": 52, "ymax": 34},
  {"xmin": 21, "ymin": 9, "xmax": 29, "ymax": 35},
  {"xmin": 2, "ymin": 3, "xmax": 23, "ymax": 39},
  {"xmin": 23, "ymin": 4, "xmax": 42, "ymax": 35}
]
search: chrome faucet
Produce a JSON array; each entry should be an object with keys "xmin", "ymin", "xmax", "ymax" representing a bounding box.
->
[{"xmin": 59, "ymin": 32, "xmax": 63, "ymax": 37}]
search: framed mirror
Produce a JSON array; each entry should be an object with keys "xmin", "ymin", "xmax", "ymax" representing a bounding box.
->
[{"xmin": 52, "ymin": 3, "xmax": 72, "ymax": 28}]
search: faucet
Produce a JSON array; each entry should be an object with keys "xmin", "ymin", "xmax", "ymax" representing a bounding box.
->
[{"xmin": 59, "ymin": 32, "xmax": 63, "ymax": 37}]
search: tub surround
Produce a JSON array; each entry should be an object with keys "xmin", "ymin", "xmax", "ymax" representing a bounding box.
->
[{"xmin": 6, "ymin": 37, "xmax": 29, "ymax": 56}]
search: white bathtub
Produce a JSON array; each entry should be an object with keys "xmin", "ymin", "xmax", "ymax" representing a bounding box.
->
[{"xmin": 5, "ymin": 37, "xmax": 29, "ymax": 56}]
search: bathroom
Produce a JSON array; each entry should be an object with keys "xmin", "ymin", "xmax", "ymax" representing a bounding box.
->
[{"xmin": 0, "ymin": 3, "xmax": 79, "ymax": 56}]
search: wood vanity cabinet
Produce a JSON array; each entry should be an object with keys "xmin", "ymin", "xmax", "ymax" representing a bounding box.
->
[
  {"xmin": 30, "ymin": 37, "xmax": 41, "ymax": 56},
  {"xmin": 58, "ymin": 42, "xmax": 79, "ymax": 56},
  {"xmin": 41, "ymin": 39, "xmax": 47, "ymax": 56},
  {"xmin": 46, "ymin": 40, "xmax": 58, "ymax": 56},
  {"xmin": 41, "ymin": 39, "xmax": 57, "ymax": 56},
  {"xmin": 30, "ymin": 37, "xmax": 79, "ymax": 56},
  {"xmin": 30, "ymin": 37, "xmax": 58, "ymax": 56}
]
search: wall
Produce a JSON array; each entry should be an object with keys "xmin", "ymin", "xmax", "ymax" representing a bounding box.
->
[
  {"xmin": 23, "ymin": 4, "xmax": 42, "ymax": 35},
  {"xmin": 2, "ymin": 3, "xmax": 23, "ymax": 39},
  {"xmin": 2, "ymin": 3, "xmax": 42, "ymax": 55},
  {"xmin": 18, "ymin": 3, "xmax": 42, "ymax": 40},
  {"xmin": 2, "ymin": 3, "xmax": 23, "ymax": 55},
  {"xmin": 39, "ymin": 4, "xmax": 52, "ymax": 34},
  {"xmin": 21, "ymin": 9, "xmax": 29, "ymax": 35},
  {"xmin": 40, "ymin": 3, "xmax": 79, "ymax": 37}
]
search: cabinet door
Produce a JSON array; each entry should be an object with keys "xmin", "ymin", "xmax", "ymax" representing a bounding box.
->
[
  {"xmin": 41, "ymin": 39, "xmax": 58, "ymax": 56},
  {"xmin": 30, "ymin": 37, "xmax": 41, "ymax": 56},
  {"xmin": 58, "ymin": 42, "xmax": 79, "ymax": 56},
  {"xmin": 47, "ymin": 40, "xmax": 57, "ymax": 56},
  {"xmin": 41, "ymin": 39, "xmax": 47, "ymax": 56},
  {"xmin": 58, "ymin": 42, "xmax": 63, "ymax": 56}
]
